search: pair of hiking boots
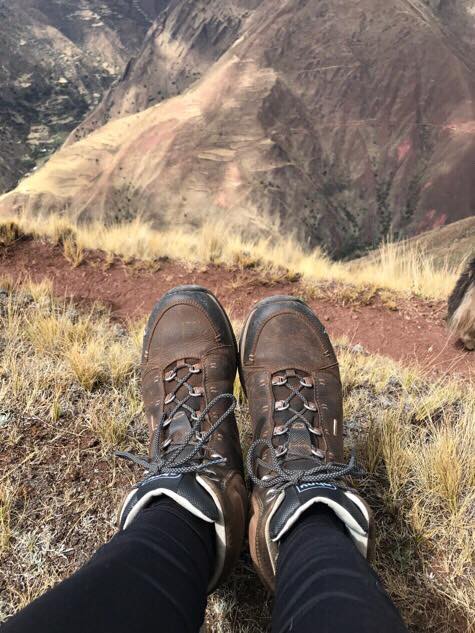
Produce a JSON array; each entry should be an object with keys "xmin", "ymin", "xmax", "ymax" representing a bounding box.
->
[{"xmin": 117, "ymin": 286, "xmax": 372, "ymax": 592}]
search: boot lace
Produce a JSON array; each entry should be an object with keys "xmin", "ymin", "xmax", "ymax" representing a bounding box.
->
[
  {"xmin": 247, "ymin": 372, "xmax": 364, "ymax": 490},
  {"xmin": 116, "ymin": 362, "xmax": 236, "ymax": 476}
]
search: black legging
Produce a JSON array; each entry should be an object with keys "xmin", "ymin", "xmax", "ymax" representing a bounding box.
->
[{"xmin": 1, "ymin": 499, "xmax": 408, "ymax": 633}]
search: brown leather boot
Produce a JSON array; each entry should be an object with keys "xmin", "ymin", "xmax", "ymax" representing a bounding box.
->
[
  {"xmin": 239, "ymin": 296, "xmax": 372, "ymax": 592},
  {"xmin": 117, "ymin": 285, "xmax": 247, "ymax": 591}
]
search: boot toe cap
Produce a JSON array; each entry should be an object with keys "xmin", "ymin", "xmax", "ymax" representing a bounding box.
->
[{"xmin": 241, "ymin": 296, "xmax": 336, "ymax": 370}]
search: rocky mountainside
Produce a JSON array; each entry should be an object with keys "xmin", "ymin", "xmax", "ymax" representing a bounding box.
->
[
  {"xmin": 68, "ymin": 0, "xmax": 262, "ymax": 142},
  {"xmin": 0, "ymin": 0, "xmax": 169, "ymax": 193},
  {"xmin": 1, "ymin": 0, "xmax": 474, "ymax": 257}
]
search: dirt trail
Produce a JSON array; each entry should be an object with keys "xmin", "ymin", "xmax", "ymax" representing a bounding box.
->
[{"xmin": 1, "ymin": 237, "xmax": 472, "ymax": 380}]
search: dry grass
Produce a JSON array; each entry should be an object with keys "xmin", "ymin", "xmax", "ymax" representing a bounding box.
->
[
  {"xmin": 0, "ymin": 483, "xmax": 14, "ymax": 554},
  {"xmin": 0, "ymin": 282, "xmax": 473, "ymax": 632},
  {"xmin": 0, "ymin": 222, "xmax": 22, "ymax": 247},
  {"xmin": 1, "ymin": 214, "xmax": 465, "ymax": 300},
  {"xmin": 337, "ymin": 347, "xmax": 475, "ymax": 629},
  {"xmin": 63, "ymin": 235, "xmax": 84, "ymax": 268}
]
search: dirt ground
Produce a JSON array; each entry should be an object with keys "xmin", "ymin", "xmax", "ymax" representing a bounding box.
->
[{"xmin": 0, "ymin": 236, "xmax": 472, "ymax": 379}]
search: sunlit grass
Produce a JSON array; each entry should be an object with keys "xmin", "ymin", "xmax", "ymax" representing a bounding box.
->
[
  {"xmin": 63, "ymin": 235, "xmax": 84, "ymax": 267},
  {"xmin": 1, "ymin": 215, "xmax": 462, "ymax": 300},
  {"xmin": 0, "ymin": 483, "xmax": 14, "ymax": 553}
]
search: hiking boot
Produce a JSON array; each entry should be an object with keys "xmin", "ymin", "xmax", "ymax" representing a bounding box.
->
[
  {"xmin": 239, "ymin": 296, "xmax": 372, "ymax": 592},
  {"xmin": 117, "ymin": 285, "xmax": 247, "ymax": 591}
]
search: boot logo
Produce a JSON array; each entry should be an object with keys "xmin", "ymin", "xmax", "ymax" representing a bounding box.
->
[{"xmin": 296, "ymin": 482, "xmax": 337, "ymax": 493}]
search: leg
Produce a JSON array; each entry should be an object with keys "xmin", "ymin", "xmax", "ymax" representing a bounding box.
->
[
  {"xmin": 3, "ymin": 498, "xmax": 214, "ymax": 633},
  {"xmin": 272, "ymin": 505, "xmax": 408, "ymax": 633},
  {"xmin": 240, "ymin": 295, "xmax": 407, "ymax": 632},
  {"xmin": 4, "ymin": 285, "xmax": 247, "ymax": 632}
]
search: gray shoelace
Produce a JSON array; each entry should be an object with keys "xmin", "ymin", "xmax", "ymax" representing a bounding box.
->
[
  {"xmin": 274, "ymin": 378, "xmax": 316, "ymax": 425},
  {"xmin": 247, "ymin": 438, "xmax": 364, "ymax": 490},
  {"xmin": 247, "ymin": 372, "xmax": 364, "ymax": 489},
  {"xmin": 116, "ymin": 363, "xmax": 236, "ymax": 476}
]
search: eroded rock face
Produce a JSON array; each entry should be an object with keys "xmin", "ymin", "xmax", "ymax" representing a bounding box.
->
[
  {"xmin": 1, "ymin": 0, "xmax": 474, "ymax": 256},
  {"xmin": 0, "ymin": 0, "xmax": 170, "ymax": 193}
]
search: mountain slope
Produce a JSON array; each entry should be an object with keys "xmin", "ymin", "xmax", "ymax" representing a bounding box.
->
[
  {"xmin": 1, "ymin": 0, "xmax": 474, "ymax": 256},
  {"xmin": 353, "ymin": 216, "xmax": 475, "ymax": 269},
  {"xmin": 0, "ymin": 0, "xmax": 169, "ymax": 193},
  {"xmin": 68, "ymin": 0, "xmax": 262, "ymax": 143}
]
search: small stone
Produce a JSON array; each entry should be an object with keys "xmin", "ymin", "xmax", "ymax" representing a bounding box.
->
[
  {"xmin": 377, "ymin": 396, "xmax": 393, "ymax": 409},
  {"xmin": 387, "ymin": 376, "xmax": 402, "ymax": 389},
  {"xmin": 0, "ymin": 412, "xmax": 10, "ymax": 426}
]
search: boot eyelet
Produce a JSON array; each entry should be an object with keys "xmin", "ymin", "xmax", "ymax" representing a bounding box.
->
[
  {"xmin": 273, "ymin": 425, "xmax": 287, "ymax": 436},
  {"xmin": 189, "ymin": 364, "xmax": 201, "ymax": 374},
  {"xmin": 164, "ymin": 393, "xmax": 176, "ymax": 404},
  {"xmin": 189, "ymin": 387, "xmax": 203, "ymax": 397},
  {"xmin": 300, "ymin": 377, "xmax": 313, "ymax": 388},
  {"xmin": 164, "ymin": 370, "xmax": 176, "ymax": 382},
  {"xmin": 275, "ymin": 400, "xmax": 289, "ymax": 411},
  {"xmin": 304, "ymin": 402, "xmax": 317, "ymax": 411},
  {"xmin": 162, "ymin": 418, "xmax": 171, "ymax": 428},
  {"xmin": 272, "ymin": 375, "xmax": 287, "ymax": 386},
  {"xmin": 312, "ymin": 448, "xmax": 325, "ymax": 459},
  {"xmin": 162, "ymin": 438, "xmax": 172, "ymax": 449},
  {"xmin": 275, "ymin": 445, "xmax": 288, "ymax": 458},
  {"xmin": 191, "ymin": 412, "xmax": 201, "ymax": 422},
  {"xmin": 309, "ymin": 427, "xmax": 322, "ymax": 436}
]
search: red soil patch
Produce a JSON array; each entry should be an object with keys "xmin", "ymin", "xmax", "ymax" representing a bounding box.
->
[{"xmin": 1, "ymin": 237, "xmax": 472, "ymax": 380}]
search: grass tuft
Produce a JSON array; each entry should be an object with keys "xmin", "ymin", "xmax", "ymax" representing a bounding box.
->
[
  {"xmin": 63, "ymin": 236, "xmax": 84, "ymax": 268},
  {"xmin": 66, "ymin": 342, "xmax": 105, "ymax": 391},
  {"xmin": 0, "ymin": 222, "xmax": 23, "ymax": 246},
  {"xmin": 0, "ymin": 484, "xmax": 14, "ymax": 553}
]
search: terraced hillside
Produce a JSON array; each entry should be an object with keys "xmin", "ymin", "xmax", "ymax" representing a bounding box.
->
[{"xmin": 0, "ymin": 0, "xmax": 169, "ymax": 193}]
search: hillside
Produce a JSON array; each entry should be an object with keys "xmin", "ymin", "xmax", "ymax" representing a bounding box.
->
[
  {"xmin": 0, "ymin": 0, "xmax": 168, "ymax": 193},
  {"xmin": 405, "ymin": 216, "xmax": 475, "ymax": 267},
  {"xmin": 0, "ymin": 0, "xmax": 474, "ymax": 257},
  {"xmin": 353, "ymin": 216, "xmax": 475, "ymax": 269}
]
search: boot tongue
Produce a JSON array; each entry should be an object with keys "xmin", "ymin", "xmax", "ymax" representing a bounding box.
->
[
  {"xmin": 169, "ymin": 410, "xmax": 193, "ymax": 441},
  {"xmin": 168, "ymin": 410, "xmax": 198, "ymax": 460},
  {"xmin": 283, "ymin": 422, "xmax": 314, "ymax": 471}
]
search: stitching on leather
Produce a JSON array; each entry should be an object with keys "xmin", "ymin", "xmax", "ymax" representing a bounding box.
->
[
  {"xmin": 145, "ymin": 299, "xmax": 223, "ymax": 358},
  {"xmin": 255, "ymin": 495, "xmax": 266, "ymax": 571},
  {"xmin": 250, "ymin": 310, "xmax": 330, "ymax": 358},
  {"xmin": 313, "ymin": 373, "xmax": 328, "ymax": 453},
  {"xmin": 244, "ymin": 362, "xmax": 338, "ymax": 374}
]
